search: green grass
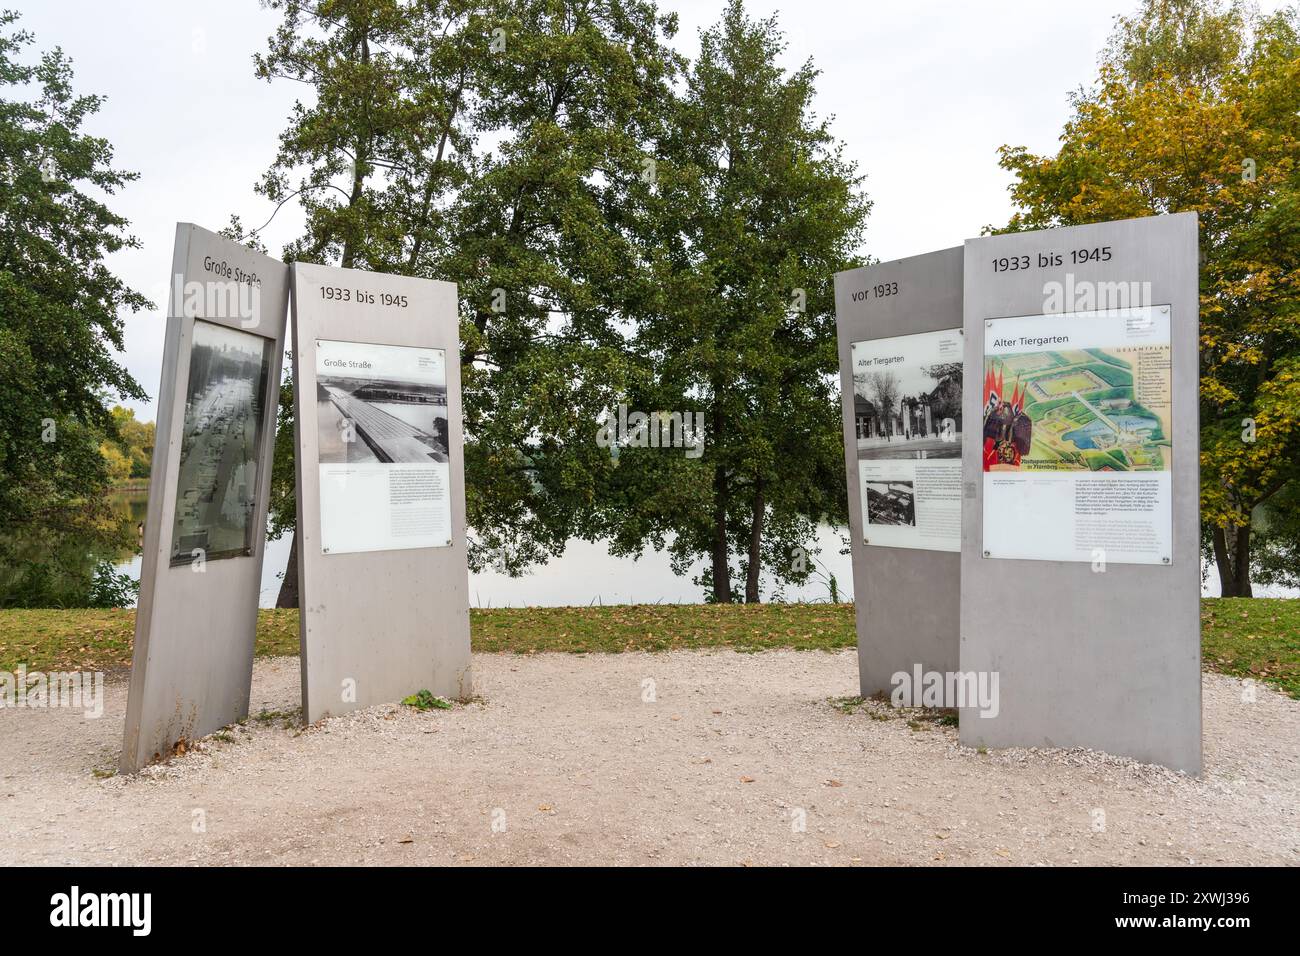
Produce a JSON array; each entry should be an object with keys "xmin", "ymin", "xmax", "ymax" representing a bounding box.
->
[
  {"xmin": 0, "ymin": 599, "xmax": 1295, "ymax": 700},
  {"xmin": 471, "ymin": 603, "xmax": 855, "ymax": 654},
  {"xmin": 1201, "ymin": 598, "xmax": 1300, "ymax": 699}
]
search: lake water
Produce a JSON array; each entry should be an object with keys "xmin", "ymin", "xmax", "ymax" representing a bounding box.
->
[
  {"xmin": 112, "ymin": 521, "xmax": 856, "ymax": 607},
  {"xmin": 102, "ymin": 490, "xmax": 1296, "ymax": 607}
]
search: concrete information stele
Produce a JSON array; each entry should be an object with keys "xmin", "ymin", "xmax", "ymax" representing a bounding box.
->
[
  {"xmin": 834, "ymin": 248, "xmax": 963, "ymax": 698},
  {"xmin": 291, "ymin": 262, "xmax": 472, "ymax": 723},
  {"xmin": 960, "ymin": 212, "xmax": 1200, "ymax": 774},
  {"xmin": 121, "ymin": 224, "xmax": 289, "ymax": 772}
]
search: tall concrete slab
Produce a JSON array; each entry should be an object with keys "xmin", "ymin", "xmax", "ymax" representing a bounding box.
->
[
  {"xmin": 121, "ymin": 223, "xmax": 289, "ymax": 772},
  {"xmin": 835, "ymin": 248, "xmax": 964, "ymax": 696},
  {"xmin": 291, "ymin": 262, "xmax": 471, "ymax": 723},
  {"xmin": 960, "ymin": 213, "xmax": 1201, "ymax": 773}
]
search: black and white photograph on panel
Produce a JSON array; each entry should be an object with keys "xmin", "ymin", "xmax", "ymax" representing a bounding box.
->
[
  {"xmin": 865, "ymin": 479, "xmax": 916, "ymax": 527},
  {"xmin": 851, "ymin": 328, "xmax": 963, "ymax": 551},
  {"xmin": 315, "ymin": 339, "xmax": 451, "ymax": 554},
  {"xmin": 169, "ymin": 320, "xmax": 273, "ymax": 566}
]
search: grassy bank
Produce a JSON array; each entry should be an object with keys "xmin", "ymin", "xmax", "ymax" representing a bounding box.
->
[{"xmin": 0, "ymin": 599, "xmax": 1295, "ymax": 699}]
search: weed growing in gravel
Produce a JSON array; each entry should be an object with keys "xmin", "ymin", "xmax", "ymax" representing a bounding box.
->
[
  {"xmin": 829, "ymin": 694, "xmax": 958, "ymax": 729},
  {"xmin": 402, "ymin": 690, "xmax": 453, "ymax": 711}
]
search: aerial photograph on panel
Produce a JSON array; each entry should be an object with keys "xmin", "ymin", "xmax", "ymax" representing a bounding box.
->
[{"xmin": 169, "ymin": 320, "xmax": 271, "ymax": 564}]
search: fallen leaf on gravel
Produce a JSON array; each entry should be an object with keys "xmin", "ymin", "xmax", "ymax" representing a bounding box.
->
[
  {"xmin": 825, "ymin": 779, "xmax": 843, "ymax": 787},
  {"xmin": 824, "ymin": 841, "xmax": 841, "ymax": 849},
  {"xmin": 398, "ymin": 838, "xmax": 413, "ymax": 844},
  {"xmin": 539, "ymin": 804, "xmax": 553, "ymax": 812},
  {"xmin": 740, "ymin": 776, "xmax": 755, "ymax": 783}
]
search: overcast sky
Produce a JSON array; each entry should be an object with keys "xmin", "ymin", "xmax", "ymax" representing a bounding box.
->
[{"xmin": 12, "ymin": 0, "xmax": 1287, "ymax": 421}]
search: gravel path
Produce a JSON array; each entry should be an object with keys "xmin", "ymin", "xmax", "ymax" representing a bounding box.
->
[{"xmin": 1, "ymin": 650, "xmax": 1296, "ymax": 866}]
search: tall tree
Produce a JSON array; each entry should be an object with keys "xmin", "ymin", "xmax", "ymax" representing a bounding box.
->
[
  {"xmin": 445, "ymin": 0, "xmax": 681, "ymax": 574},
  {"xmin": 0, "ymin": 9, "xmax": 146, "ymax": 601},
  {"xmin": 249, "ymin": 0, "xmax": 682, "ymax": 602},
  {"xmin": 248, "ymin": 0, "xmax": 480, "ymax": 605},
  {"xmin": 993, "ymin": 0, "xmax": 1300, "ymax": 596},
  {"xmin": 603, "ymin": 0, "xmax": 868, "ymax": 603}
]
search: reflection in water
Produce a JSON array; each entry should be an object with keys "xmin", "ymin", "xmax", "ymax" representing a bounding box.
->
[{"xmin": 0, "ymin": 491, "xmax": 146, "ymax": 608}]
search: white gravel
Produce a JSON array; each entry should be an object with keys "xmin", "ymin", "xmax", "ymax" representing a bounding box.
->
[{"xmin": 0, "ymin": 650, "xmax": 1296, "ymax": 866}]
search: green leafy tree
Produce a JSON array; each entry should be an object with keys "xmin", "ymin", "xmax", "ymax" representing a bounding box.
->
[
  {"xmin": 247, "ymin": 0, "xmax": 480, "ymax": 604},
  {"xmin": 107, "ymin": 405, "xmax": 155, "ymax": 479},
  {"xmin": 445, "ymin": 0, "xmax": 681, "ymax": 574},
  {"xmin": 0, "ymin": 9, "xmax": 146, "ymax": 604},
  {"xmin": 248, "ymin": 0, "xmax": 682, "ymax": 603},
  {"xmin": 992, "ymin": 0, "xmax": 1300, "ymax": 596},
  {"xmin": 603, "ymin": 0, "xmax": 868, "ymax": 602}
]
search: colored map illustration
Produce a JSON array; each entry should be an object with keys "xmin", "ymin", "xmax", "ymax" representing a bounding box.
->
[{"xmin": 983, "ymin": 346, "xmax": 1171, "ymax": 472}]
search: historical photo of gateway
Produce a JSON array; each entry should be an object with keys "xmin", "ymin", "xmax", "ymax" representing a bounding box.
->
[
  {"xmin": 169, "ymin": 320, "xmax": 273, "ymax": 566},
  {"xmin": 851, "ymin": 329, "xmax": 963, "ymax": 552},
  {"xmin": 852, "ymin": 331, "xmax": 963, "ymax": 461},
  {"xmin": 315, "ymin": 339, "xmax": 452, "ymax": 555},
  {"xmin": 982, "ymin": 306, "xmax": 1173, "ymax": 565}
]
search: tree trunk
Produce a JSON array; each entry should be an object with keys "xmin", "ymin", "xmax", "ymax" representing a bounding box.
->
[
  {"xmin": 276, "ymin": 533, "xmax": 300, "ymax": 608},
  {"xmin": 712, "ymin": 463, "xmax": 732, "ymax": 603},
  {"xmin": 1211, "ymin": 523, "xmax": 1254, "ymax": 598},
  {"xmin": 1232, "ymin": 523, "xmax": 1253, "ymax": 598},
  {"xmin": 1211, "ymin": 525, "xmax": 1234, "ymax": 596},
  {"xmin": 745, "ymin": 478, "xmax": 765, "ymax": 604}
]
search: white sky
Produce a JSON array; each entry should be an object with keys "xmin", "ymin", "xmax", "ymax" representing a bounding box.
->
[{"xmin": 11, "ymin": 0, "xmax": 1288, "ymax": 421}]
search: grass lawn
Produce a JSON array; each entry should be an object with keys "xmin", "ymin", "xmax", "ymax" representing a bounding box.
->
[
  {"xmin": 1201, "ymin": 598, "xmax": 1300, "ymax": 699},
  {"xmin": 0, "ymin": 599, "xmax": 1295, "ymax": 699}
]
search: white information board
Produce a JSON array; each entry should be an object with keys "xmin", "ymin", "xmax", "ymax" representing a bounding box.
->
[
  {"xmin": 850, "ymin": 328, "xmax": 963, "ymax": 552},
  {"xmin": 981, "ymin": 305, "xmax": 1172, "ymax": 564},
  {"xmin": 314, "ymin": 339, "xmax": 452, "ymax": 554}
]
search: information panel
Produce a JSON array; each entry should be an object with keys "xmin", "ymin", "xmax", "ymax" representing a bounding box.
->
[
  {"xmin": 291, "ymin": 262, "xmax": 472, "ymax": 723},
  {"xmin": 960, "ymin": 213, "xmax": 1200, "ymax": 774},
  {"xmin": 982, "ymin": 306, "xmax": 1172, "ymax": 564},
  {"xmin": 834, "ymin": 248, "xmax": 963, "ymax": 698},
  {"xmin": 121, "ymin": 224, "xmax": 289, "ymax": 772},
  {"xmin": 315, "ymin": 339, "xmax": 451, "ymax": 554},
  {"xmin": 851, "ymin": 328, "xmax": 963, "ymax": 552},
  {"xmin": 169, "ymin": 320, "xmax": 274, "ymax": 565}
]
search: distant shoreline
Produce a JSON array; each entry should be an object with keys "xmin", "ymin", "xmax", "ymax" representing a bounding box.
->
[{"xmin": 109, "ymin": 480, "xmax": 150, "ymax": 494}]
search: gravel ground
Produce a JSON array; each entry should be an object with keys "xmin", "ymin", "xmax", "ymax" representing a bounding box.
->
[{"xmin": 1, "ymin": 650, "xmax": 1296, "ymax": 866}]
